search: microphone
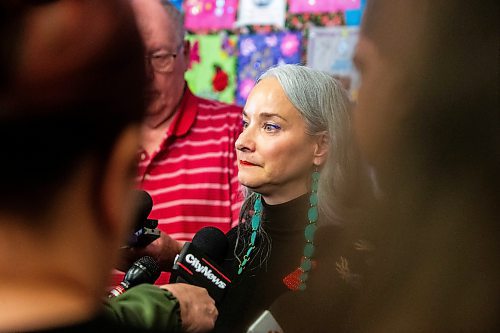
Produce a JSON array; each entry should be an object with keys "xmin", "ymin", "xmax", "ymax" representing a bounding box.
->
[
  {"xmin": 134, "ymin": 189, "xmax": 153, "ymax": 223},
  {"xmin": 109, "ymin": 256, "xmax": 160, "ymax": 298},
  {"xmin": 170, "ymin": 227, "xmax": 231, "ymax": 303},
  {"xmin": 128, "ymin": 190, "xmax": 160, "ymax": 247}
]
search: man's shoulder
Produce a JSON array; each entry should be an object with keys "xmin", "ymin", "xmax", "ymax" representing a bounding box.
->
[{"xmin": 193, "ymin": 94, "xmax": 242, "ymax": 114}]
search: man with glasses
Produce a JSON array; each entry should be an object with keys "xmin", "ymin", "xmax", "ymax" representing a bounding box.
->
[{"xmin": 123, "ymin": 0, "xmax": 243, "ymax": 279}]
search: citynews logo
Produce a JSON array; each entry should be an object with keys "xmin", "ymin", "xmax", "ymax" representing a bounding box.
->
[{"xmin": 185, "ymin": 254, "xmax": 227, "ymax": 289}]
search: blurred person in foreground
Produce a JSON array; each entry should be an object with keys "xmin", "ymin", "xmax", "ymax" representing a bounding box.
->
[
  {"xmin": 0, "ymin": 0, "xmax": 216, "ymax": 332},
  {"xmin": 122, "ymin": 0, "xmax": 243, "ymax": 279},
  {"xmin": 271, "ymin": 0, "xmax": 499, "ymax": 331},
  {"xmin": 351, "ymin": 0, "xmax": 499, "ymax": 330}
]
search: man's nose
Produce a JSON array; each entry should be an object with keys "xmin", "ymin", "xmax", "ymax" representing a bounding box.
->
[{"xmin": 145, "ymin": 62, "xmax": 155, "ymax": 81}]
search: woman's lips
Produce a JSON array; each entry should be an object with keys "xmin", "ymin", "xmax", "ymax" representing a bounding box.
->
[{"xmin": 239, "ymin": 160, "xmax": 257, "ymax": 166}]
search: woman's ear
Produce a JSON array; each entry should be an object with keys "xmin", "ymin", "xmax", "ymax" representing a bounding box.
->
[
  {"xmin": 313, "ymin": 131, "xmax": 329, "ymax": 166},
  {"xmin": 98, "ymin": 126, "xmax": 141, "ymax": 245}
]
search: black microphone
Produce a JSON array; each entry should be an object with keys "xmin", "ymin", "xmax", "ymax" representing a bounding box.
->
[
  {"xmin": 128, "ymin": 190, "xmax": 160, "ymax": 247},
  {"xmin": 109, "ymin": 256, "xmax": 160, "ymax": 298},
  {"xmin": 170, "ymin": 227, "xmax": 231, "ymax": 303},
  {"xmin": 134, "ymin": 189, "xmax": 153, "ymax": 223}
]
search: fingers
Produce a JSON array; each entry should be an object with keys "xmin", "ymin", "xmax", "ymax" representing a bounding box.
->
[
  {"xmin": 117, "ymin": 234, "xmax": 181, "ymax": 271},
  {"xmin": 161, "ymin": 284, "xmax": 218, "ymax": 333},
  {"xmin": 195, "ymin": 297, "xmax": 218, "ymax": 333},
  {"xmin": 115, "ymin": 247, "xmax": 136, "ymax": 272},
  {"xmin": 145, "ymin": 233, "xmax": 182, "ymax": 271}
]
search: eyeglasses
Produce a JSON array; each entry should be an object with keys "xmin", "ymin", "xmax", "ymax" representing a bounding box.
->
[{"xmin": 146, "ymin": 44, "xmax": 183, "ymax": 73}]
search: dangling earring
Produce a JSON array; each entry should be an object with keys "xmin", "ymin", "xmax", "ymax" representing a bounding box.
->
[
  {"xmin": 283, "ymin": 167, "xmax": 320, "ymax": 291},
  {"xmin": 238, "ymin": 193, "xmax": 262, "ymax": 275}
]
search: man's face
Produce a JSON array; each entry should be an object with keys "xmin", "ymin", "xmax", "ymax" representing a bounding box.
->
[{"xmin": 132, "ymin": 0, "xmax": 189, "ymax": 119}]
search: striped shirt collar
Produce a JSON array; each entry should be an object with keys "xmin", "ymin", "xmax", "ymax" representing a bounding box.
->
[{"xmin": 167, "ymin": 84, "xmax": 198, "ymax": 138}]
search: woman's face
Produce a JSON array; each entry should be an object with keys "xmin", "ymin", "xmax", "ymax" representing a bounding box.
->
[{"xmin": 235, "ymin": 78, "xmax": 323, "ymax": 205}]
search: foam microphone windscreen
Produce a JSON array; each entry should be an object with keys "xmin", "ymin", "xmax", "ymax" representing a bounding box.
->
[
  {"xmin": 133, "ymin": 189, "xmax": 153, "ymax": 225},
  {"xmin": 191, "ymin": 226, "xmax": 229, "ymax": 263}
]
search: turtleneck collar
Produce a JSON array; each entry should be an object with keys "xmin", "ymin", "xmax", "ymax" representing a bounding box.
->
[{"xmin": 261, "ymin": 193, "xmax": 310, "ymax": 233}]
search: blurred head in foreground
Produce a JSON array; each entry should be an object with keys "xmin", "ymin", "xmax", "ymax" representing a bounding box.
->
[
  {"xmin": 352, "ymin": 0, "xmax": 499, "ymax": 330},
  {"xmin": 0, "ymin": 0, "xmax": 147, "ymax": 330}
]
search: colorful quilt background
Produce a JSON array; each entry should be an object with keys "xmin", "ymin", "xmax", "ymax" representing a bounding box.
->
[
  {"xmin": 236, "ymin": 32, "xmax": 302, "ymax": 106},
  {"xmin": 306, "ymin": 26, "xmax": 360, "ymax": 99},
  {"xmin": 344, "ymin": 0, "xmax": 366, "ymax": 26},
  {"xmin": 168, "ymin": 0, "xmax": 183, "ymax": 11},
  {"xmin": 184, "ymin": 0, "xmax": 237, "ymax": 31},
  {"xmin": 289, "ymin": 0, "xmax": 361, "ymax": 14},
  {"xmin": 185, "ymin": 34, "xmax": 238, "ymax": 103},
  {"xmin": 236, "ymin": 0, "xmax": 287, "ymax": 28}
]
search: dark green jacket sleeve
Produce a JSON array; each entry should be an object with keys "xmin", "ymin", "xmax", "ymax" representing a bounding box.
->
[{"xmin": 103, "ymin": 283, "xmax": 182, "ymax": 332}]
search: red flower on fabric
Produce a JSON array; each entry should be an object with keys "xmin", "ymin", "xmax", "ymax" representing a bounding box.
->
[
  {"xmin": 189, "ymin": 40, "xmax": 200, "ymax": 69},
  {"xmin": 212, "ymin": 65, "xmax": 229, "ymax": 92}
]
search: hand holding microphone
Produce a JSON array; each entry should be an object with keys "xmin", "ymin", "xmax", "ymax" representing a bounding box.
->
[
  {"xmin": 108, "ymin": 255, "xmax": 217, "ymax": 333},
  {"xmin": 112, "ymin": 196, "xmax": 222, "ymax": 333},
  {"xmin": 118, "ymin": 190, "xmax": 182, "ymax": 272}
]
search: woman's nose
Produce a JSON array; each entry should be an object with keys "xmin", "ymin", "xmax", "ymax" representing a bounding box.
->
[{"xmin": 235, "ymin": 127, "xmax": 255, "ymax": 152}]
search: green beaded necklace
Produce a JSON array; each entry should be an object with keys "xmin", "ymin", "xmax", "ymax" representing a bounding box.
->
[{"xmin": 237, "ymin": 170, "xmax": 320, "ymax": 291}]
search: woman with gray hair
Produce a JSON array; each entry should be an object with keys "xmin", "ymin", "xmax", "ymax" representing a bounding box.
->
[{"xmin": 215, "ymin": 64, "xmax": 370, "ymax": 332}]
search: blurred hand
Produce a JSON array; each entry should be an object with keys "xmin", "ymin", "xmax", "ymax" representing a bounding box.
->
[
  {"xmin": 161, "ymin": 283, "xmax": 218, "ymax": 333},
  {"xmin": 118, "ymin": 232, "xmax": 185, "ymax": 271}
]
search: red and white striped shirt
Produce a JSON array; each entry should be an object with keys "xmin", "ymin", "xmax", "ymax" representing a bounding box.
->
[{"xmin": 138, "ymin": 88, "xmax": 244, "ymax": 242}]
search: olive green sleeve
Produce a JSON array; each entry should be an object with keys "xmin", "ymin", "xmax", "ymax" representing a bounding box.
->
[{"xmin": 103, "ymin": 283, "xmax": 182, "ymax": 332}]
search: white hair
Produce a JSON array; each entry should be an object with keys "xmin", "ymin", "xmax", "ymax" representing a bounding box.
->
[{"xmin": 259, "ymin": 64, "xmax": 355, "ymax": 223}]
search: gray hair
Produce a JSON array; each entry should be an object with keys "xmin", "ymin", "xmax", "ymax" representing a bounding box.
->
[
  {"xmin": 235, "ymin": 65, "xmax": 363, "ymax": 270},
  {"xmin": 259, "ymin": 64, "xmax": 354, "ymax": 223},
  {"xmin": 159, "ymin": 0, "xmax": 185, "ymax": 44}
]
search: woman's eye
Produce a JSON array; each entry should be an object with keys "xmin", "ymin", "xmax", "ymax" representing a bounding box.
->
[
  {"xmin": 242, "ymin": 120, "xmax": 249, "ymax": 129},
  {"xmin": 263, "ymin": 123, "xmax": 281, "ymax": 132}
]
